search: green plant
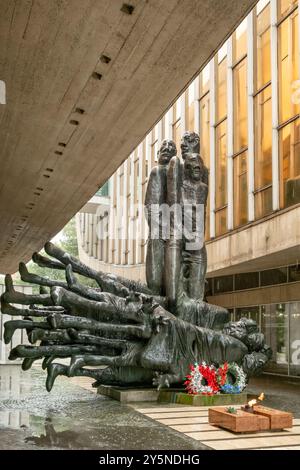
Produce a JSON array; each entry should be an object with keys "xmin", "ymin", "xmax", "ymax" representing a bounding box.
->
[{"xmin": 226, "ymin": 406, "xmax": 237, "ymax": 414}]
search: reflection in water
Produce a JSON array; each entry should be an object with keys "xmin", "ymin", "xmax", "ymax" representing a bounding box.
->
[
  {"xmin": 0, "ymin": 366, "xmax": 100, "ymax": 449},
  {"xmin": 25, "ymin": 418, "xmax": 82, "ymax": 449},
  {"xmin": 0, "ymin": 410, "xmax": 29, "ymax": 429}
]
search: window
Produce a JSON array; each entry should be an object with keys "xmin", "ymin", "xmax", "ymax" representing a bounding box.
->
[
  {"xmin": 236, "ymin": 306, "xmax": 260, "ymax": 325},
  {"xmin": 172, "ymin": 98, "xmax": 182, "ymax": 151},
  {"xmin": 188, "ymin": 83, "xmax": 195, "ymax": 130},
  {"xmin": 233, "ymin": 18, "xmax": 247, "ymax": 62},
  {"xmin": 278, "ymin": 8, "xmax": 299, "ymax": 124},
  {"xmin": 235, "ymin": 271, "xmax": 259, "ymax": 291},
  {"xmin": 233, "ymin": 58, "xmax": 248, "ymax": 152},
  {"xmin": 200, "ymin": 64, "xmax": 210, "ymax": 97},
  {"xmin": 199, "ymin": 91, "xmax": 210, "ymax": 240},
  {"xmin": 260, "ymin": 267, "xmax": 288, "ymax": 286},
  {"xmin": 288, "ymin": 264, "xmax": 300, "ymax": 282},
  {"xmin": 279, "ymin": 118, "xmax": 300, "ymax": 208},
  {"xmin": 213, "ymin": 275, "xmax": 234, "ymax": 294},
  {"xmin": 256, "ymin": 2, "xmax": 271, "ymax": 91},
  {"xmin": 96, "ymin": 181, "xmax": 109, "ymax": 197},
  {"xmin": 233, "ymin": 151, "xmax": 248, "ymax": 227},
  {"xmin": 254, "ymin": 85, "xmax": 273, "ymax": 218},
  {"xmin": 200, "ymin": 93, "xmax": 210, "ymax": 167},
  {"xmin": 289, "ymin": 302, "xmax": 300, "ymax": 376},
  {"xmin": 216, "ymin": 55, "xmax": 227, "ymax": 122},
  {"xmin": 205, "ymin": 278, "xmax": 213, "ymax": 297},
  {"xmin": 215, "ymin": 120, "xmax": 227, "ymax": 236},
  {"xmin": 278, "ymin": 0, "xmax": 298, "ymax": 20},
  {"xmin": 262, "ymin": 303, "xmax": 289, "ymax": 375}
]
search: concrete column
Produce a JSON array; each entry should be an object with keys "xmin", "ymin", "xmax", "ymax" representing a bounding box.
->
[
  {"xmin": 128, "ymin": 153, "xmax": 135, "ymax": 265},
  {"xmin": 271, "ymin": 0, "xmax": 280, "ymax": 211},
  {"xmin": 247, "ymin": 10, "xmax": 255, "ymax": 221},
  {"xmin": 209, "ymin": 57, "xmax": 216, "ymax": 238},
  {"xmin": 121, "ymin": 161, "xmax": 128, "ymax": 264},
  {"xmin": 108, "ymin": 175, "xmax": 115, "ymax": 264},
  {"xmin": 227, "ymin": 37, "xmax": 234, "ymax": 230},
  {"xmin": 194, "ymin": 75, "xmax": 200, "ymax": 135},
  {"xmin": 115, "ymin": 168, "xmax": 121, "ymax": 264}
]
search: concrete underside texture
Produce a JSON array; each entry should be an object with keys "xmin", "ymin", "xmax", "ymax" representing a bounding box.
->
[{"xmin": 0, "ymin": 0, "xmax": 258, "ymax": 273}]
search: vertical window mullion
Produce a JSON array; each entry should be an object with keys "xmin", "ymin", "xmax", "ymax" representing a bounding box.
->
[
  {"xmin": 181, "ymin": 91, "xmax": 187, "ymax": 132},
  {"xmin": 248, "ymin": 9, "xmax": 255, "ymax": 221},
  {"xmin": 209, "ymin": 57, "xmax": 216, "ymax": 238},
  {"xmin": 194, "ymin": 75, "xmax": 200, "ymax": 135},
  {"xmin": 227, "ymin": 37, "xmax": 234, "ymax": 230},
  {"xmin": 271, "ymin": 0, "xmax": 280, "ymax": 210}
]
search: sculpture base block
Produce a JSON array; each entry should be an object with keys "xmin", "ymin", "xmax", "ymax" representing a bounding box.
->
[
  {"xmin": 97, "ymin": 385, "xmax": 160, "ymax": 403},
  {"xmin": 158, "ymin": 391, "xmax": 248, "ymax": 406}
]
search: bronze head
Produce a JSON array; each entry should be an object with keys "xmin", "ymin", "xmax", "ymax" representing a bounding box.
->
[
  {"xmin": 184, "ymin": 153, "xmax": 203, "ymax": 182},
  {"xmin": 181, "ymin": 131, "xmax": 200, "ymax": 158},
  {"xmin": 158, "ymin": 139, "xmax": 177, "ymax": 165}
]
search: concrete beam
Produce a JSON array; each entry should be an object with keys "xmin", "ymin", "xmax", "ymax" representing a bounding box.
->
[{"xmin": 0, "ymin": 0, "xmax": 257, "ymax": 272}]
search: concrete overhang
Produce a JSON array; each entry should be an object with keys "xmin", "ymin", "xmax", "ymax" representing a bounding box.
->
[
  {"xmin": 0, "ymin": 0, "xmax": 257, "ymax": 273},
  {"xmin": 206, "ymin": 205, "xmax": 300, "ymax": 277},
  {"xmin": 79, "ymin": 195, "xmax": 110, "ymax": 215}
]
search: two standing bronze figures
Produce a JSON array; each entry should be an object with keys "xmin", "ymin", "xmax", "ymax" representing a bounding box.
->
[{"xmin": 0, "ymin": 132, "xmax": 272, "ymax": 391}]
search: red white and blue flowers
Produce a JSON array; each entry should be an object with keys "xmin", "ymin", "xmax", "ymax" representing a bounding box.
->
[{"xmin": 184, "ymin": 361, "xmax": 246, "ymax": 395}]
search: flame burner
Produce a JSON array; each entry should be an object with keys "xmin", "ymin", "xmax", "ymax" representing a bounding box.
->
[{"xmin": 242, "ymin": 395, "xmax": 264, "ymax": 413}]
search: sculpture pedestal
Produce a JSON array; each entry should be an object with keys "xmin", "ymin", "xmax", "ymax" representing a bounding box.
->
[
  {"xmin": 98, "ymin": 385, "xmax": 159, "ymax": 402},
  {"xmin": 158, "ymin": 391, "xmax": 248, "ymax": 406},
  {"xmin": 97, "ymin": 385, "xmax": 185, "ymax": 403}
]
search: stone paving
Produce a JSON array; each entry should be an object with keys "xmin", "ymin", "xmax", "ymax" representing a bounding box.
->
[
  {"xmin": 0, "ymin": 366, "xmax": 300, "ymax": 450},
  {"xmin": 0, "ymin": 366, "xmax": 209, "ymax": 450}
]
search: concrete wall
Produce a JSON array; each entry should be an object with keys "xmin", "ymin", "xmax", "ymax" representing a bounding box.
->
[
  {"xmin": 207, "ymin": 281, "xmax": 300, "ymax": 309},
  {"xmin": 206, "ymin": 205, "xmax": 300, "ymax": 277}
]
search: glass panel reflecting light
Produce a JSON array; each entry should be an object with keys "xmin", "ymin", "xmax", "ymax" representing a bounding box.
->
[
  {"xmin": 217, "ymin": 56, "xmax": 227, "ymax": 121},
  {"xmin": 233, "ymin": 151, "xmax": 248, "ymax": 227},
  {"xmin": 233, "ymin": 58, "xmax": 248, "ymax": 152},
  {"xmin": 278, "ymin": 0, "xmax": 298, "ymax": 20},
  {"xmin": 215, "ymin": 207, "xmax": 227, "ymax": 237},
  {"xmin": 278, "ymin": 10, "xmax": 299, "ymax": 123},
  {"xmin": 254, "ymin": 185, "xmax": 273, "ymax": 218},
  {"xmin": 234, "ymin": 18, "xmax": 247, "ymax": 62},
  {"xmin": 261, "ymin": 303, "xmax": 289, "ymax": 375},
  {"xmin": 279, "ymin": 118, "xmax": 300, "ymax": 208},
  {"xmin": 289, "ymin": 302, "xmax": 300, "ymax": 376},
  {"xmin": 255, "ymin": 85, "xmax": 272, "ymax": 189},
  {"xmin": 215, "ymin": 120, "xmax": 227, "ymax": 209},
  {"xmin": 256, "ymin": 2, "xmax": 271, "ymax": 90},
  {"xmin": 200, "ymin": 93, "xmax": 210, "ymax": 167}
]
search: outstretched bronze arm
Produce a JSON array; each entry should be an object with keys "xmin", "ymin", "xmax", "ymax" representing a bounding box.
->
[{"xmin": 1, "ymin": 243, "xmax": 271, "ymax": 392}]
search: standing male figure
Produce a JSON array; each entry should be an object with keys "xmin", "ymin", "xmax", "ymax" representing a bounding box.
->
[
  {"xmin": 144, "ymin": 139, "xmax": 177, "ymax": 295},
  {"xmin": 180, "ymin": 152, "xmax": 208, "ymax": 301}
]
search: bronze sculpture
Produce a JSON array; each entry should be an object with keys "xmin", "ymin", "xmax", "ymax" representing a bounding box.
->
[{"xmin": 0, "ymin": 132, "xmax": 272, "ymax": 391}]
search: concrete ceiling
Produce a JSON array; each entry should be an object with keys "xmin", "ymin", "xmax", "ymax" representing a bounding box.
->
[{"xmin": 0, "ymin": 0, "xmax": 257, "ymax": 273}]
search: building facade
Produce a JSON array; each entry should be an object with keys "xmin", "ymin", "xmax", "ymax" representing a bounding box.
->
[{"xmin": 76, "ymin": 0, "xmax": 300, "ymax": 378}]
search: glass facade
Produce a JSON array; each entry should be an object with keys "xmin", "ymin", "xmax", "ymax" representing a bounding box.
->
[
  {"xmin": 227, "ymin": 301, "xmax": 300, "ymax": 377},
  {"xmin": 207, "ymin": 263, "xmax": 299, "ymax": 295},
  {"xmin": 215, "ymin": 120, "xmax": 227, "ymax": 236},
  {"xmin": 79, "ymin": 1, "xmax": 300, "ymax": 380},
  {"xmin": 95, "ymin": 0, "xmax": 300, "ymax": 250}
]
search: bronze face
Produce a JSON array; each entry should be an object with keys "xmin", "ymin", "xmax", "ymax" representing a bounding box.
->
[
  {"xmin": 184, "ymin": 152, "xmax": 202, "ymax": 182},
  {"xmin": 158, "ymin": 139, "xmax": 177, "ymax": 165},
  {"xmin": 181, "ymin": 131, "xmax": 200, "ymax": 158}
]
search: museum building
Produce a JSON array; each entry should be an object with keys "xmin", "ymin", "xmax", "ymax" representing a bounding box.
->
[{"xmin": 76, "ymin": 0, "xmax": 300, "ymax": 378}]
